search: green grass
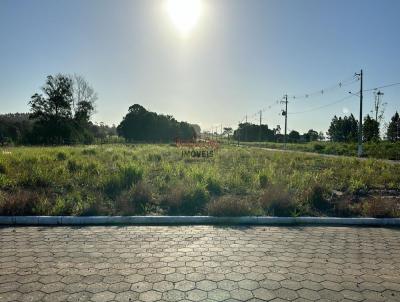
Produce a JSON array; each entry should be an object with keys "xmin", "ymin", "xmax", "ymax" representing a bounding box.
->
[
  {"xmin": 239, "ymin": 141, "xmax": 400, "ymax": 160},
  {"xmin": 0, "ymin": 144, "xmax": 399, "ymax": 217}
]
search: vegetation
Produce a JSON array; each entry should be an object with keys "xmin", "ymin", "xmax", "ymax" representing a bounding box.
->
[
  {"xmin": 117, "ymin": 104, "xmax": 197, "ymax": 142},
  {"xmin": 239, "ymin": 140, "xmax": 400, "ymax": 160},
  {"xmin": 0, "ymin": 144, "xmax": 399, "ymax": 217}
]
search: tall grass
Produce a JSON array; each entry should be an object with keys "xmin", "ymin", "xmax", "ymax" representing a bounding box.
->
[{"xmin": 0, "ymin": 144, "xmax": 399, "ymax": 216}]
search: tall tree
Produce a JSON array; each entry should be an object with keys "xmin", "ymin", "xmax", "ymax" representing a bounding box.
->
[
  {"xmin": 327, "ymin": 114, "xmax": 358, "ymax": 142},
  {"xmin": 72, "ymin": 75, "xmax": 97, "ymax": 122},
  {"xmin": 387, "ymin": 112, "xmax": 400, "ymax": 142},
  {"xmin": 363, "ymin": 115, "xmax": 380, "ymax": 142},
  {"xmin": 29, "ymin": 75, "xmax": 74, "ymax": 121},
  {"xmin": 28, "ymin": 74, "xmax": 97, "ymax": 144}
]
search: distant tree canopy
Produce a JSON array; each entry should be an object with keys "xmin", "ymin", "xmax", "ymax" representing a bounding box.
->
[
  {"xmin": 232, "ymin": 123, "xmax": 320, "ymax": 143},
  {"xmin": 363, "ymin": 115, "xmax": 380, "ymax": 142},
  {"xmin": 387, "ymin": 112, "xmax": 400, "ymax": 142},
  {"xmin": 0, "ymin": 113, "xmax": 33, "ymax": 145},
  {"xmin": 27, "ymin": 74, "xmax": 97, "ymax": 144},
  {"xmin": 327, "ymin": 114, "xmax": 358, "ymax": 142},
  {"xmin": 117, "ymin": 104, "xmax": 197, "ymax": 142}
]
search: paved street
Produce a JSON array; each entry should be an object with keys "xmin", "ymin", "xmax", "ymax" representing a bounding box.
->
[{"xmin": 1, "ymin": 226, "xmax": 400, "ymax": 302}]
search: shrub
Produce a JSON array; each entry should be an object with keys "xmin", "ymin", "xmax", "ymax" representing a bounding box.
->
[
  {"xmin": 0, "ymin": 190, "xmax": 41, "ymax": 215},
  {"xmin": 207, "ymin": 195, "xmax": 259, "ymax": 216},
  {"xmin": 362, "ymin": 197, "xmax": 399, "ymax": 218},
  {"xmin": 313, "ymin": 143, "xmax": 325, "ymax": 152},
  {"xmin": 104, "ymin": 164, "xmax": 143, "ymax": 198},
  {"xmin": 164, "ymin": 183, "xmax": 209, "ymax": 215},
  {"xmin": 259, "ymin": 184, "xmax": 297, "ymax": 216},
  {"xmin": 302, "ymin": 184, "xmax": 331, "ymax": 211},
  {"xmin": 206, "ymin": 177, "xmax": 222, "ymax": 195},
  {"xmin": 56, "ymin": 151, "xmax": 67, "ymax": 161},
  {"xmin": 0, "ymin": 162, "xmax": 7, "ymax": 174},
  {"xmin": 82, "ymin": 148, "xmax": 97, "ymax": 156},
  {"xmin": 258, "ymin": 173, "xmax": 269, "ymax": 188},
  {"xmin": 116, "ymin": 182, "xmax": 153, "ymax": 215},
  {"xmin": 67, "ymin": 159, "xmax": 81, "ymax": 173}
]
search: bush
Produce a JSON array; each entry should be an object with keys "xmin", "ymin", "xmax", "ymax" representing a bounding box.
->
[
  {"xmin": 206, "ymin": 177, "xmax": 222, "ymax": 195},
  {"xmin": 164, "ymin": 183, "xmax": 209, "ymax": 215},
  {"xmin": 313, "ymin": 143, "xmax": 325, "ymax": 152},
  {"xmin": 0, "ymin": 190, "xmax": 42, "ymax": 215},
  {"xmin": 258, "ymin": 173, "xmax": 269, "ymax": 188},
  {"xmin": 362, "ymin": 197, "xmax": 400, "ymax": 218},
  {"xmin": 259, "ymin": 184, "xmax": 297, "ymax": 216},
  {"xmin": 116, "ymin": 182, "xmax": 153, "ymax": 215},
  {"xmin": 82, "ymin": 148, "xmax": 97, "ymax": 156},
  {"xmin": 104, "ymin": 164, "xmax": 143, "ymax": 198},
  {"xmin": 207, "ymin": 195, "xmax": 259, "ymax": 216},
  {"xmin": 67, "ymin": 159, "xmax": 81, "ymax": 173},
  {"xmin": 302, "ymin": 184, "xmax": 331, "ymax": 211},
  {"xmin": 56, "ymin": 151, "xmax": 67, "ymax": 161},
  {"xmin": 0, "ymin": 162, "xmax": 6, "ymax": 174}
]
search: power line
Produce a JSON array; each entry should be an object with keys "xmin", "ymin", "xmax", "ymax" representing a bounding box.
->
[
  {"xmin": 288, "ymin": 95, "xmax": 355, "ymax": 115},
  {"xmin": 363, "ymin": 82, "xmax": 400, "ymax": 92}
]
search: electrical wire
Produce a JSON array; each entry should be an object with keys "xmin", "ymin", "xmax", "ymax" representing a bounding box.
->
[{"xmin": 288, "ymin": 95, "xmax": 355, "ymax": 115}]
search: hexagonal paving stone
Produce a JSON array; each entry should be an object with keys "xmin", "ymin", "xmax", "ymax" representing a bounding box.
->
[
  {"xmin": 230, "ymin": 288, "xmax": 253, "ymax": 301},
  {"xmin": 186, "ymin": 289, "xmax": 208, "ymax": 301},
  {"xmin": 253, "ymin": 288, "xmax": 276, "ymax": 301},
  {"xmin": 131, "ymin": 281, "xmax": 153, "ymax": 293},
  {"xmin": 197, "ymin": 280, "xmax": 217, "ymax": 291},
  {"xmin": 208, "ymin": 288, "xmax": 230, "ymax": 301},
  {"xmin": 175, "ymin": 280, "xmax": 196, "ymax": 292},
  {"xmin": 138, "ymin": 290, "xmax": 162, "ymax": 302}
]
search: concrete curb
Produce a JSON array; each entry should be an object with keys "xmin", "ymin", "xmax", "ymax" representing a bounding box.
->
[{"xmin": 1, "ymin": 216, "xmax": 400, "ymax": 226}]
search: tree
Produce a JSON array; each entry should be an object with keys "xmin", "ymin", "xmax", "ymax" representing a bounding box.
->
[
  {"xmin": 73, "ymin": 75, "xmax": 97, "ymax": 123},
  {"xmin": 327, "ymin": 114, "xmax": 358, "ymax": 142},
  {"xmin": 117, "ymin": 104, "xmax": 196, "ymax": 142},
  {"xmin": 29, "ymin": 75, "xmax": 74, "ymax": 121},
  {"xmin": 28, "ymin": 74, "xmax": 97, "ymax": 144},
  {"xmin": 288, "ymin": 130, "xmax": 300, "ymax": 143},
  {"xmin": 387, "ymin": 112, "xmax": 400, "ymax": 142},
  {"xmin": 303, "ymin": 129, "xmax": 319, "ymax": 142},
  {"xmin": 363, "ymin": 115, "xmax": 380, "ymax": 142}
]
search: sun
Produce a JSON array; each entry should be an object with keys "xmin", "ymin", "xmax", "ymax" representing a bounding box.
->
[{"xmin": 165, "ymin": 0, "xmax": 203, "ymax": 37}]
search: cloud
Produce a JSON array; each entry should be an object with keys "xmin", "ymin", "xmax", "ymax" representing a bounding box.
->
[{"xmin": 342, "ymin": 107, "xmax": 349, "ymax": 114}]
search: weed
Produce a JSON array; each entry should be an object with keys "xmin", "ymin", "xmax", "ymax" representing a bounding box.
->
[
  {"xmin": 56, "ymin": 152, "xmax": 67, "ymax": 161},
  {"xmin": 207, "ymin": 195, "xmax": 260, "ymax": 216},
  {"xmin": 260, "ymin": 184, "xmax": 297, "ymax": 216}
]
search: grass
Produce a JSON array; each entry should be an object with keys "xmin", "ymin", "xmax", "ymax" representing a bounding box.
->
[
  {"xmin": 238, "ymin": 141, "xmax": 400, "ymax": 160},
  {"xmin": 0, "ymin": 144, "xmax": 399, "ymax": 217}
]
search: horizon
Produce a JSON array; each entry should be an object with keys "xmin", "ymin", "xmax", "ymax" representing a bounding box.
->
[{"xmin": 1, "ymin": 0, "xmax": 400, "ymax": 134}]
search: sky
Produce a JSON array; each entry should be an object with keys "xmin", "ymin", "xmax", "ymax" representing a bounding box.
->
[{"xmin": 1, "ymin": 0, "xmax": 400, "ymax": 134}]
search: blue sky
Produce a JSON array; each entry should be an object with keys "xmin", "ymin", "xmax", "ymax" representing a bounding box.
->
[{"xmin": 1, "ymin": 0, "xmax": 399, "ymax": 134}]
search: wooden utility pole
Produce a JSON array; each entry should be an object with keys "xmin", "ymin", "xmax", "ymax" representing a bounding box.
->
[
  {"xmin": 259, "ymin": 110, "xmax": 262, "ymax": 142},
  {"xmin": 281, "ymin": 94, "xmax": 288, "ymax": 149},
  {"xmin": 374, "ymin": 90, "xmax": 384, "ymax": 122},
  {"xmin": 356, "ymin": 69, "xmax": 363, "ymax": 157}
]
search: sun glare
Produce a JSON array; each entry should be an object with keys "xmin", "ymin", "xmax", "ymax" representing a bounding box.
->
[{"xmin": 166, "ymin": 0, "xmax": 203, "ymax": 37}]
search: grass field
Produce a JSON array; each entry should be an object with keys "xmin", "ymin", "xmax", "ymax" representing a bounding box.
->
[
  {"xmin": 238, "ymin": 141, "xmax": 400, "ymax": 160},
  {"xmin": 0, "ymin": 144, "xmax": 399, "ymax": 217}
]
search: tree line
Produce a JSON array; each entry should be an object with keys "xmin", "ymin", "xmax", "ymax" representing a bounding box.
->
[
  {"xmin": 0, "ymin": 73, "xmax": 399, "ymax": 145},
  {"xmin": 0, "ymin": 74, "xmax": 197, "ymax": 145}
]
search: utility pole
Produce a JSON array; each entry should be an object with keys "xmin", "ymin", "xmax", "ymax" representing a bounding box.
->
[
  {"xmin": 281, "ymin": 94, "xmax": 288, "ymax": 149},
  {"xmin": 245, "ymin": 115, "xmax": 248, "ymax": 142},
  {"xmin": 237, "ymin": 121, "xmax": 241, "ymax": 146},
  {"xmin": 355, "ymin": 69, "xmax": 363, "ymax": 157},
  {"xmin": 374, "ymin": 90, "xmax": 384, "ymax": 122},
  {"xmin": 259, "ymin": 110, "xmax": 262, "ymax": 142}
]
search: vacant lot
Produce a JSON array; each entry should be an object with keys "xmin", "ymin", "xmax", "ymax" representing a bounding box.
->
[
  {"xmin": 240, "ymin": 141, "xmax": 400, "ymax": 160},
  {"xmin": 0, "ymin": 144, "xmax": 399, "ymax": 217}
]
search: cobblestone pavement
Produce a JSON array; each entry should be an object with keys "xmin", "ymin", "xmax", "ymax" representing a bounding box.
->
[{"xmin": 1, "ymin": 226, "xmax": 400, "ymax": 302}]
